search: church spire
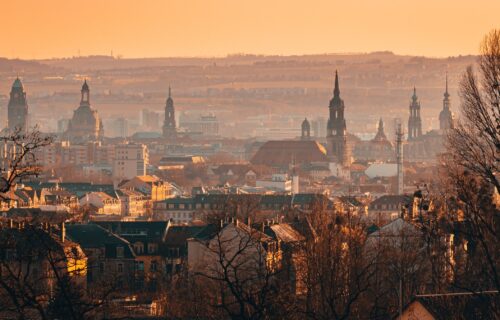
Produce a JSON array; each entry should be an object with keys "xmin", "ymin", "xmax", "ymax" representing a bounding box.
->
[
  {"xmin": 333, "ymin": 70, "xmax": 340, "ymax": 98},
  {"xmin": 444, "ymin": 73, "xmax": 450, "ymax": 100},
  {"xmin": 168, "ymin": 85, "xmax": 171, "ymax": 99}
]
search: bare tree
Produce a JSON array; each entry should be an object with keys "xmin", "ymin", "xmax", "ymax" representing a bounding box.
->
[
  {"xmin": 299, "ymin": 200, "xmax": 376, "ymax": 320},
  {"xmin": 447, "ymin": 29, "xmax": 500, "ymax": 191},
  {"xmin": 0, "ymin": 126, "xmax": 53, "ymax": 200}
]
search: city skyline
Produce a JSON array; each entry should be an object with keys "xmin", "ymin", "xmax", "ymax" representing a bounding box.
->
[{"xmin": 1, "ymin": 0, "xmax": 498, "ymax": 59}]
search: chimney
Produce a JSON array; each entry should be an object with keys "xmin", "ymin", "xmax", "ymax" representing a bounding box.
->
[
  {"xmin": 61, "ymin": 222, "xmax": 66, "ymax": 243},
  {"xmin": 220, "ymin": 219, "xmax": 224, "ymax": 229}
]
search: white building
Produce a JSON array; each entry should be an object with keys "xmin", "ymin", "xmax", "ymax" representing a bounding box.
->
[
  {"xmin": 113, "ymin": 143, "xmax": 149, "ymax": 181},
  {"xmin": 256, "ymin": 174, "xmax": 292, "ymax": 192}
]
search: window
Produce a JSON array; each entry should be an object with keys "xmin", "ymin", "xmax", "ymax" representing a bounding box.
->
[
  {"xmin": 99, "ymin": 262, "xmax": 105, "ymax": 273},
  {"xmin": 137, "ymin": 261, "xmax": 144, "ymax": 271},
  {"xmin": 148, "ymin": 243, "xmax": 158, "ymax": 254},
  {"xmin": 134, "ymin": 242, "xmax": 144, "ymax": 255},
  {"xmin": 151, "ymin": 261, "xmax": 157, "ymax": 272},
  {"xmin": 116, "ymin": 246, "xmax": 124, "ymax": 258},
  {"xmin": 117, "ymin": 263, "xmax": 123, "ymax": 273}
]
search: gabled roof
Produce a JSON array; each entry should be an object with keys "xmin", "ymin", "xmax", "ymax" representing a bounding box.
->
[
  {"xmin": 250, "ymin": 140, "xmax": 328, "ymax": 167},
  {"xmin": 369, "ymin": 195, "xmax": 412, "ymax": 208},
  {"xmin": 397, "ymin": 291, "xmax": 499, "ymax": 320},
  {"xmin": 268, "ymin": 224, "xmax": 305, "ymax": 243},
  {"xmin": 65, "ymin": 224, "xmax": 135, "ymax": 258}
]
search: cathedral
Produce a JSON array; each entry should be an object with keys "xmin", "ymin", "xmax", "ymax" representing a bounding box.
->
[
  {"xmin": 7, "ymin": 77, "xmax": 29, "ymax": 132},
  {"xmin": 326, "ymin": 71, "xmax": 350, "ymax": 166},
  {"xmin": 353, "ymin": 118, "xmax": 394, "ymax": 162},
  {"xmin": 65, "ymin": 80, "xmax": 104, "ymax": 144},
  {"xmin": 162, "ymin": 86, "xmax": 177, "ymax": 139},
  {"xmin": 405, "ymin": 76, "xmax": 454, "ymax": 162}
]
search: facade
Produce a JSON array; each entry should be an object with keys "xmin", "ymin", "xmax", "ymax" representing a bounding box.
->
[
  {"xmin": 187, "ymin": 220, "xmax": 281, "ymax": 276},
  {"xmin": 65, "ymin": 224, "xmax": 136, "ymax": 290},
  {"xmin": 162, "ymin": 86, "xmax": 177, "ymax": 139},
  {"xmin": 117, "ymin": 189, "xmax": 149, "ymax": 217},
  {"xmin": 79, "ymin": 191, "xmax": 121, "ymax": 215},
  {"xmin": 93, "ymin": 221, "xmax": 170, "ymax": 291},
  {"xmin": 7, "ymin": 77, "xmax": 29, "ymax": 132},
  {"xmin": 113, "ymin": 143, "xmax": 149, "ymax": 181},
  {"xmin": 407, "ymin": 87, "xmax": 422, "ymax": 140},
  {"xmin": 326, "ymin": 71, "xmax": 350, "ymax": 166},
  {"xmin": 65, "ymin": 80, "xmax": 104, "ymax": 144},
  {"xmin": 181, "ymin": 113, "xmax": 220, "ymax": 136},
  {"xmin": 117, "ymin": 175, "xmax": 174, "ymax": 201}
]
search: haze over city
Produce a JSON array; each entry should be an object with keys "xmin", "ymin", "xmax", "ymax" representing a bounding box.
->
[
  {"xmin": 1, "ymin": 0, "xmax": 499, "ymax": 58},
  {"xmin": 0, "ymin": 1, "xmax": 498, "ymax": 319}
]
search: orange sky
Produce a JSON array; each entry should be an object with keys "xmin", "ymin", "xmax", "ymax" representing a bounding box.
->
[{"xmin": 1, "ymin": 0, "xmax": 498, "ymax": 59}]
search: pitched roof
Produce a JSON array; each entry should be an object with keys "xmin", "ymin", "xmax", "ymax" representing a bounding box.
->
[
  {"xmin": 92, "ymin": 221, "xmax": 169, "ymax": 242},
  {"xmin": 65, "ymin": 224, "xmax": 135, "ymax": 258},
  {"xmin": 268, "ymin": 224, "xmax": 305, "ymax": 243},
  {"xmin": 250, "ymin": 140, "xmax": 328, "ymax": 167}
]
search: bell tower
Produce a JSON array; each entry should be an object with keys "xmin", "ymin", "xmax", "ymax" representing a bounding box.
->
[
  {"xmin": 326, "ymin": 71, "xmax": 350, "ymax": 166},
  {"xmin": 162, "ymin": 86, "xmax": 177, "ymax": 139},
  {"xmin": 8, "ymin": 77, "xmax": 29, "ymax": 133},
  {"xmin": 407, "ymin": 87, "xmax": 422, "ymax": 140}
]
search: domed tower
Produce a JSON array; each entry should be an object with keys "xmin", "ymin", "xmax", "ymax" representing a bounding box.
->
[
  {"xmin": 65, "ymin": 80, "xmax": 103, "ymax": 144},
  {"xmin": 162, "ymin": 86, "xmax": 177, "ymax": 139},
  {"xmin": 408, "ymin": 87, "xmax": 422, "ymax": 140},
  {"xmin": 301, "ymin": 118, "xmax": 310, "ymax": 140},
  {"xmin": 326, "ymin": 71, "xmax": 350, "ymax": 166},
  {"xmin": 439, "ymin": 74, "xmax": 454, "ymax": 131},
  {"xmin": 8, "ymin": 77, "xmax": 29, "ymax": 132}
]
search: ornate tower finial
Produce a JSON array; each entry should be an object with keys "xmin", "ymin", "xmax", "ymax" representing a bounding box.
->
[{"xmin": 168, "ymin": 85, "xmax": 171, "ymax": 99}]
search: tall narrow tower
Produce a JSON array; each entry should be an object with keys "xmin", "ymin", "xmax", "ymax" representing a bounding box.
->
[
  {"xmin": 396, "ymin": 123, "xmax": 404, "ymax": 195},
  {"xmin": 162, "ymin": 86, "xmax": 177, "ymax": 139},
  {"xmin": 407, "ymin": 87, "xmax": 422, "ymax": 140},
  {"xmin": 326, "ymin": 71, "xmax": 350, "ymax": 166},
  {"xmin": 7, "ymin": 77, "xmax": 29, "ymax": 132},
  {"xmin": 439, "ymin": 74, "xmax": 454, "ymax": 130},
  {"xmin": 301, "ymin": 118, "xmax": 310, "ymax": 140}
]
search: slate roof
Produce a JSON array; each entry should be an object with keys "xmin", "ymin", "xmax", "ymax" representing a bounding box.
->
[
  {"xmin": 65, "ymin": 224, "xmax": 135, "ymax": 259},
  {"xmin": 93, "ymin": 221, "xmax": 169, "ymax": 242}
]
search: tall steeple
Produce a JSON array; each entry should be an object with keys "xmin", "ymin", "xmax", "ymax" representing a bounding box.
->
[
  {"xmin": 439, "ymin": 73, "xmax": 454, "ymax": 130},
  {"xmin": 8, "ymin": 77, "xmax": 29, "ymax": 132},
  {"xmin": 326, "ymin": 71, "xmax": 350, "ymax": 166},
  {"xmin": 408, "ymin": 87, "xmax": 422, "ymax": 140},
  {"xmin": 163, "ymin": 85, "xmax": 177, "ymax": 139}
]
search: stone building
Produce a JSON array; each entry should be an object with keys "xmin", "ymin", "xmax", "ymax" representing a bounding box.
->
[
  {"xmin": 162, "ymin": 86, "xmax": 177, "ymax": 139},
  {"xmin": 65, "ymin": 80, "xmax": 103, "ymax": 144},
  {"xmin": 7, "ymin": 77, "xmax": 29, "ymax": 132},
  {"xmin": 326, "ymin": 71, "xmax": 350, "ymax": 167}
]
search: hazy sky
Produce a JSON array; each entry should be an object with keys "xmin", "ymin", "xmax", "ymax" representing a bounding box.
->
[{"xmin": 1, "ymin": 0, "xmax": 498, "ymax": 59}]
